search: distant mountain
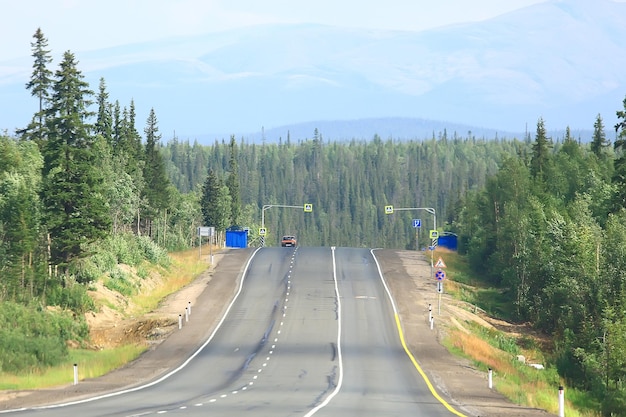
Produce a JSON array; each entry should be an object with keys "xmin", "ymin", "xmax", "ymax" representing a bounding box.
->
[
  {"xmin": 1, "ymin": 0, "xmax": 624, "ymax": 143},
  {"xmin": 199, "ymin": 117, "xmax": 597, "ymax": 145}
]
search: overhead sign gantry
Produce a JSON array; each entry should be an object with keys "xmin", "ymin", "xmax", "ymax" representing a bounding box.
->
[{"xmin": 260, "ymin": 203, "xmax": 313, "ymax": 247}]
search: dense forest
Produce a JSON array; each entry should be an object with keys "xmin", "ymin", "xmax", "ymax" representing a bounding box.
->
[{"xmin": 3, "ymin": 28, "xmax": 626, "ymax": 414}]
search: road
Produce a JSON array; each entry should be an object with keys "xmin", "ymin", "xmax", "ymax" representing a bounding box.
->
[{"xmin": 4, "ymin": 247, "xmax": 461, "ymax": 417}]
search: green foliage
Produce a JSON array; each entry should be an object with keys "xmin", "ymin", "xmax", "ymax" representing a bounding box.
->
[
  {"xmin": 70, "ymin": 234, "xmax": 170, "ymax": 283},
  {"xmin": 201, "ymin": 169, "xmax": 231, "ymax": 232},
  {"xmin": 468, "ymin": 321, "xmax": 521, "ymax": 356},
  {"xmin": 104, "ymin": 267, "xmax": 137, "ymax": 297},
  {"xmin": 136, "ymin": 235, "xmax": 170, "ymax": 266},
  {"xmin": 613, "ymin": 96, "xmax": 626, "ymax": 210},
  {"xmin": 41, "ymin": 51, "xmax": 111, "ymax": 269},
  {"xmin": 452, "ymin": 100, "xmax": 626, "ymax": 409},
  {"xmin": 226, "ymin": 135, "xmax": 242, "ymax": 226},
  {"xmin": 142, "ymin": 108, "xmax": 171, "ymax": 221},
  {"xmin": 45, "ymin": 280, "xmax": 95, "ymax": 313},
  {"xmin": 0, "ymin": 301, "xmax": 88, "ymax": 373}
]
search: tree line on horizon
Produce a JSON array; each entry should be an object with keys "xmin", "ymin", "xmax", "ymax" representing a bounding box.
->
[{"xmin": 3, "ymin": 27, "xmax": 626, "ymax": 413}]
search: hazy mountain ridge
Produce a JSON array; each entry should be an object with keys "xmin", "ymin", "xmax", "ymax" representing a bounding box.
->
[
  {"xmin": 199, "ymin": 117, "xmax": 596, "ymax": 145},
  {"xmin": 0, "ymin": 0, "xmax": 624, "ymax": 142}
]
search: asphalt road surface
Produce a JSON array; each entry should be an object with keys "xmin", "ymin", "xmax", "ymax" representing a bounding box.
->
[{"xmin": 4, "ymin": 247, "xmax": 461, "ymax": 417}]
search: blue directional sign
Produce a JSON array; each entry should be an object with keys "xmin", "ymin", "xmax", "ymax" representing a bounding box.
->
[
  {"xmin": 412, "ymin": 219, "xmax": 421, "ymax": 228},
  {"xmin": 435, "ymin": 269, "xmax": 446, "ymax": 281}
]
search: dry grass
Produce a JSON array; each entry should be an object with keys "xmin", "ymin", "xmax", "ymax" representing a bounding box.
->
[
  {"xmin": 446, "ymin": 320, "xmax": 599, "ymax": 416},
  {"xmin": 131, "ymin": 245, "xmax": 213, "ymax": 314},
  {"xmin": 450, "ymin": 329, "xmax": 516, "ymax": 374}
]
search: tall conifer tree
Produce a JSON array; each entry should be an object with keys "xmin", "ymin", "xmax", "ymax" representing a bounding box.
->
[
  {"xmin": 613, "ymin": 97, "xmax": 626, "ymax": 209},
  {"xmin": 226, "ymin": 135, "xmax": 241, "ymax": 226},
  {"xmin": 530, "ymin": 117, "xmax": 551, "ymax": 179},
  {"xmin": 41, "ymin": 51, "xmax": 110, "ymax": 270},
  {"xmin": 142, "ymin": 108, "xmax": 170, "ymax": 233},
  {"xmin": 591, "ymin": 114, "xmax": 610, "ymax": 158},
  {"xmin": 95, "ymin": 77, "xmax": 113, "ymax": 143},
  {"xmin": 19, "ymin": 28, "xmax": 53, "ymax": 145}
]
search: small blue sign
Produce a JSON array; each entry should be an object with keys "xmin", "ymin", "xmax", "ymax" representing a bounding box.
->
[
  {"xmin": 412, "ymin": 219, "xmax": 421, "ymax": 228},
  {"xmin": 435, "ymin": 269, "xmax": 446, "ymax": 281}
]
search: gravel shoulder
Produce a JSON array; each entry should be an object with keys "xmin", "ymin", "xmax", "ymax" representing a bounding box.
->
[{"xmin": 1, "ymin": 248, "xmax": 553, "ymax": 416}]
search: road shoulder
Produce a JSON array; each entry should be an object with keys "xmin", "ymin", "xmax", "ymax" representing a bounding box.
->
[{"xmin": 374, "ymin": 248, "xmax": 552, "ymax": 417}]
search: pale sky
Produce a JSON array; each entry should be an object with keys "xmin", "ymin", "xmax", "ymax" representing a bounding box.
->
[{"xmin": 1, "ymin": 0, "xmax": 547, "ymax": 61}]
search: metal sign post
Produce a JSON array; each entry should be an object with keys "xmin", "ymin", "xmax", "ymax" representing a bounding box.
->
[
  {"xmin": 435, "ymin": 268, "xmax": 445, "ymax": 315},
  {"xmin": 412, "ymin": 219, "xmax": 421, "ymax": 250},
  {"xmin": 197, "ymin": 226, "xmax": 215, "ymax": 260},
  {"xmin": 261, "ymin": 203, "xmax": 312, "ymax": 247}
]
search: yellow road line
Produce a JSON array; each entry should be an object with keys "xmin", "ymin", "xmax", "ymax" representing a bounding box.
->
[{"xmin": 394, "ymin": 313, "xmax": 468, "ymax": 417}]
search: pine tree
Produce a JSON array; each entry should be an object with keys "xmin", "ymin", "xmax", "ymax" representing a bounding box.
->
[
  {"xmin": 41, "ymin": 51, "xmax": 111, "ymax": 270},
  {"xmin": 18, "ymin": 28, "xmax": 53, "ymax": 145}
]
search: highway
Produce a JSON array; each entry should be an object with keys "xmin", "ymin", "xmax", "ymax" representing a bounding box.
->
[{"xmin": 5, "ymin": 247, "xmax": 462, "ymax": 417}]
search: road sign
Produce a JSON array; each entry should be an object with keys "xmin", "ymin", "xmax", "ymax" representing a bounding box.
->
[
  {"xmin": 429, "ymin": 230, "xmax": 439, "ymax": 239},
  {"xmin": 259, "ymin": 227, "xmax": 267, "ymax": 236},
  {"xmin": 435, "ymin": 257, "xmax": 447, "ymax": 268},
  {"xmin": 412, "ymin": 219, "xmax": 421, "ymax": 228},
  {"xmin": 304, "ymin": 203, "xmax": 313, "ymax": 212},
  {"xmin": 437, "ymin": 281, "xmax": 444, "ymax": 293},
  {"xmin": 435, "ymin": 269, "xmax": 446, "ymax": 281},
  {"xmin": 385, "ymin": 205, "xmax": 394, "ymax": 214},
  {"xmin": 197, "ymin": 226, "xmax": 214, "ymax": 237}
]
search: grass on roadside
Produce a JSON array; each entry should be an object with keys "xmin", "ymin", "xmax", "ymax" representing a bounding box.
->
[
  {"xmin": 0, "ymin": 345, "xmax": 145, "ymax": 390},
  {"xmin": 0, "ymin": 245, "xmax": 214, "ymax": 391},
  {"xmin": 131, "ymin": 245, "xmax": 213, "ymax": 314}
]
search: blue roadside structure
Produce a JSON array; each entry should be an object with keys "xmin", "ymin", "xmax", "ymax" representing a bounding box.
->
[
  {"xmin": 226, "ymin": 229, "xmax": 248, "ymax": 248},
  {"xmin": 437, "ymin": 232, "xmax": 458, "ymax": 251}
]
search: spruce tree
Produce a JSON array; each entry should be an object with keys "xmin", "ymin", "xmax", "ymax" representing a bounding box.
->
[
  {"xmin": 591, "ymin": 113, "xmax": 609, "ymax": 158},
  {"xmin": 226, "ymin": 135, "xmax": 241, "ymax": 226},
  {"xmin": 530, "ymin": 117, "xmax": 551, "ymax": 179},
  {"xmin": 41, "ymin": 51, "xmax": 111, "ymax": 270},
  {"xmin": 201, "ymin": 169, "xmax": 231, "ymax": 232},
  {"xmin": 142, "ymin": 108, "xmax": 170, "ymax": 233},
  {"xmin": 95, "ymin": 77, "xmax": 113, "ymax": 143},
  {"xmin": 613, "ymin": 97, "xmax": 626, "ymax": 209},
  {"xmin": 19, "ymin": 28, "xmax": 53, "ymax": 145}
]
